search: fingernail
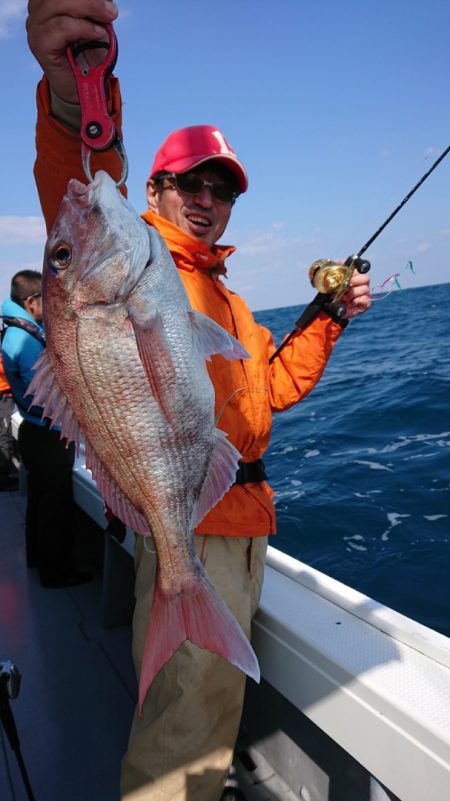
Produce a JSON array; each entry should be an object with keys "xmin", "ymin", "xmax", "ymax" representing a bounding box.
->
[{"xmin": 106, "ymin": 2, "xmax": 119, "ymax": 17}]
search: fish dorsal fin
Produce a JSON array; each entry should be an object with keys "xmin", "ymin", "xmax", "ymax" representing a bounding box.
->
[
  {"xmin": 188, "ymin": 310, "xmax": 249, "ymax": 362},
  {"xmin": 26, "ymin": 350, "xmax": 83, "ymax": 452},
  {"xmin": 191, "ymin": 427, "xmax": 241, "ymax": 528},
  {"xmin": 84, "ymin": 440, "xmax": 149, "ymax": 535}
]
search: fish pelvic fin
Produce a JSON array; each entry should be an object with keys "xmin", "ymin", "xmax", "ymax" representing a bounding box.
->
[
  {"xmin": 189, "ymin": 310, "xmax": 249, "ymax": 362},
  {"xmin": 127, "ymin": 301, "xmax": 178, "ymax": 425},
  {"xmin": 191, "ymin": 427, "xmax": 241, "ymax": 528},
  {"xmin": 138, "ymin": 566, "xmax": 260, "ymax": 716},
  {"xmin": 26, "ymin": 350, "xmax": 83, "ymax": 452}
]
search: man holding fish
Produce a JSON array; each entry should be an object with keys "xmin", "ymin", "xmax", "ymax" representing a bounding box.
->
[{"xmin": 26, "ymin": 3, "xmax": 371, "ymax": 800}]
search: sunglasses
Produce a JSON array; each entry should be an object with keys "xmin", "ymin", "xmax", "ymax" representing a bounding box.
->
[
  {"xmin": 162, "ymin": 172, "xmax": 238, "ymax": 204},
  {"xmin": 23, "ymin": 291, "xmax": 42, "ymax": 301}
]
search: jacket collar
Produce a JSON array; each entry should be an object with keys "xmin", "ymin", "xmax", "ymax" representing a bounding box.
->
[
  {"xmin": 141, "ymin": 210, "xmax": 235, "ymax": 277},
  {"xmin": 1, "ymin": 297, "xmax": 44, "ymax": 329}
]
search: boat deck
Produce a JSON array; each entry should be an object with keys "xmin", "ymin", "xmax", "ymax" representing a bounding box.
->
[{"xmin": 0, "ymin": 488, "xmax": 291, "ymax": 801}]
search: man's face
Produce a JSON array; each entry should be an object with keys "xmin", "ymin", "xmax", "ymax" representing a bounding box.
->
[{"xmin": 147, "ymin": 165, "xmax": 234, "ymax": 248}]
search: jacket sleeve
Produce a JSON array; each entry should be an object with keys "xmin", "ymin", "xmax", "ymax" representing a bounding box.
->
[
  {"xmin": 263, "ymin": 311, "xmax": 344, "ymax": 412},
  {"xmin": 34, "ymin": 76, "xmax": 126, "ymax": 232}
]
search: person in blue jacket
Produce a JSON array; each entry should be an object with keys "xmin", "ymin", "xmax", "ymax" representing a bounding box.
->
[{"xmin": 1, "ymin": 270, "xmax": 91, "ymax": 588}]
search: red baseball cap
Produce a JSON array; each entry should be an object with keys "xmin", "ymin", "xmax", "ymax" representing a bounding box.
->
[{"xmin": 149, "ymin": 125, "xmax": 248, "ymax": 193}]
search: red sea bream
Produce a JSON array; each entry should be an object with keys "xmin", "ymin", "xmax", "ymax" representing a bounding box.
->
[{"xmin": 28, "ymin": 170, "xmax": 260, "ymax": 713}]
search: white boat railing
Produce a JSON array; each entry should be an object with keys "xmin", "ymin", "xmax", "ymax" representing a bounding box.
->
[
  {"xmin": 265, "ymin": 548, "xmax": 450, "ymax": 671},
  {"xmin": 256, "ymin": 549, "xmax": 450, "ymax": 801}
]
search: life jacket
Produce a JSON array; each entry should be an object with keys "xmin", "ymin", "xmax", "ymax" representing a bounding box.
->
[{"xmin": 0, "ymin": 310, "xmax": 46, "ymax": 422}]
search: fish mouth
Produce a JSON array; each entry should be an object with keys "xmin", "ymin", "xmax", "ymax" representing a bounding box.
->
[
  {"xmin": 67, "ymin": 178, "xmax": 91, "ymax": 197},
  {"xmin": 63, "ymin": 178, "xmax": 95, "ymax": 215}
]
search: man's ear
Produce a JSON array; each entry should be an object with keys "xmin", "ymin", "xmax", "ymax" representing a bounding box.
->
[
  {"xmin": 146, "ymin": 179, "xmax": 159, "ymax": 212},
  {"xmin": 23, "ymin": 293, "xmax": 41, "ymax": 322},
  {"xmin": 22, "ymin": 296, "xmax": 34, "ymax": 316}
]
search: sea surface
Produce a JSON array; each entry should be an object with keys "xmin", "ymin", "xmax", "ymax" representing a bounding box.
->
[{"xmin": 254, "ymin": 282, "xmax": 450, "ymax": 637}]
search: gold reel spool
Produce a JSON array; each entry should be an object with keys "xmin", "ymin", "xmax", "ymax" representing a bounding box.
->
[{"xmin": 308, "ymin": 259, "xmax": 351, "ymax": 295}]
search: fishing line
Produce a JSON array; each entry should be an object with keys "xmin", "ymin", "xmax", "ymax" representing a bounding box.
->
[
  {"xmin": 356, "ymin": 145, "xmax": 450, "ymax": 257},
  {"xmin": 269, "ymin": 144, "xmax": 450, "ymax": 364}
]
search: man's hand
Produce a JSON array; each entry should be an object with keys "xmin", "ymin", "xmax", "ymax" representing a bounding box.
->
[
  {"xmin": 26, "ymin": 0, "xmax": 118, "ymax": 103},
  {"xmin": 342, "ymin": 270, "xmax": 371, "ymax": 319}
]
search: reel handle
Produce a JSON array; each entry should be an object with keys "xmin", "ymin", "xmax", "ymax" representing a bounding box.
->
[
  {"xmin": 347, "ymin": 256, "xmax": 371, "ymax": 274},
  {"xmin": 323, "ymin": 299, "xmax": 347, "ymax": 319}
]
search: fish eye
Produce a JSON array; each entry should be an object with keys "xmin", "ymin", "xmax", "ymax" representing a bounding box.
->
[{"xmin": 49, "ymin": 241, "xmax": 72, "ymax": 271}]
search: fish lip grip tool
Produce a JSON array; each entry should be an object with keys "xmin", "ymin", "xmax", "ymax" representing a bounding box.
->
[{"xmin": 67, "ymin": 22, "xmax": 128, "ymax": 187}]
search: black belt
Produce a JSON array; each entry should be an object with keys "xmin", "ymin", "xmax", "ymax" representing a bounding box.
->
[{"xmin": 235, "ymin": 459, "xmax": 267, "ymax": 485}]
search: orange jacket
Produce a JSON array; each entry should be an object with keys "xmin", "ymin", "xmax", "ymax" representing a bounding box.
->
[
  {"xmin": 34, "ymin": 77, "xmax": 344, "ymax": 537},
  {"xmin": 0, "ymin": 356, "xmax": 12, "ymax": 395}
]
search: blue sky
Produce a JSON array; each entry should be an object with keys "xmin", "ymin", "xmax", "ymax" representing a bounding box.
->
[{"xmin": 0, "ymin": 0, "xmax": 449, "ymax": 311}]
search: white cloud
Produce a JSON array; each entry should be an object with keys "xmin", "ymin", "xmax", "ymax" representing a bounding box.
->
[
  {"xmin": 0, "ymin": 0, "xmax": 27, "ymax": 39},
  {"xmin": 115, "ymin": 5, "xmax": 133, "ymax": 22},
  {"xmin": 417, "ymin": 241, "xmax": 432, "ymax": 253},
  {"xmin": 237, "ymin": 229, "xmax": 303, "ymax": 256},
  {"xmin": 0, "ymin": 216, "xmax": 46, "ymax": 245},
  {"xmin": 424, "ymin": 146, "xmax": 439, "ymax": 159}
]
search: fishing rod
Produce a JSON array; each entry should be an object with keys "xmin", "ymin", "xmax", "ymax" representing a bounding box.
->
[{"xmin": 269, "ymin": 144, "xmax": 450, "ymax": 364}]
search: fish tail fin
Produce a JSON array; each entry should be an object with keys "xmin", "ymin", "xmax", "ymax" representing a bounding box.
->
[{"xmin": 138, "ymin": 570, "xmax": 260, "ymax": 715}]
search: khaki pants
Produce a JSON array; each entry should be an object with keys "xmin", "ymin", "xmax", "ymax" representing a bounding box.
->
[{"xmin": 121, "ymin": 533, "xmax": 268, "ymax": 801}]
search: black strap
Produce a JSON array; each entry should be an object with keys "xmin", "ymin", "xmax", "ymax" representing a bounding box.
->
[
  {"xmin": 13, "ymin": 397, "xmax": 46, "ymax": 422},
  {"xmin": 235, "ymin": 459, "xmax": 267, "ymax": 485},
  {"xmin": 71, "ymin": 40, "xmax": 110, "ymax": 59},
  {"xmin": 1, "ymin": 317, "xmax": 46, "ymax": 347}
]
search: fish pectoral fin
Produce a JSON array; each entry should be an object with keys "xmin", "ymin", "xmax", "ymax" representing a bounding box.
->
[
  {"xmin": 84, "ymin": 440, "xmax": 149, "ymax": 535},
  {"xmin": 191, "ymin": 428, "xmax": 241, "ymax": 528},
  {"xmin": 127, "ymin": 308, "xmax": 178, "ymax": 424},
  {"xmin": 138, "ymin": 564, "xmax": 260, "ymax": 715},
  {"xmin": 188, "ymin": 310, "xmax": 249, "ymax": 362},
  {"xmin": 26, "ymin": 350, "xmax": 83, "ymax": 450}
]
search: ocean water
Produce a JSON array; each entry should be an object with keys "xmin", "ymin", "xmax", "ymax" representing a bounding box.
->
[{"xmin": 255, "ymin": 282, "xmax": 450, "ymax": 637}]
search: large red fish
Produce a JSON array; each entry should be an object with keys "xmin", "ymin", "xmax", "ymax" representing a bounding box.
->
[{"xmin": 28, "ymin": 170, "xmax": 260, "ymax": 713}]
